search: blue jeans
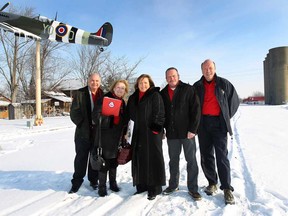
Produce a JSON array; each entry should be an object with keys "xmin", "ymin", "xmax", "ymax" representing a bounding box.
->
[{"xmin": 167, "ymin": 138, "xmax": 199, "ymax": 192}]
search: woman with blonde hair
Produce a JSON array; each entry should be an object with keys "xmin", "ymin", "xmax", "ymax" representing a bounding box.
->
[{"xmin": 93, "ymin": 79, "xmax": 129, "ymax": 197}]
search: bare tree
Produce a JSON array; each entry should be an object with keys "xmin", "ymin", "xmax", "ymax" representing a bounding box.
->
[
  {"xmin": 0, "ymin": 30, "xmax": 35, "ymax": 102},
  {"xmin": 70, "ymin": 45, "xmax": 144, "ymax": 92},
  {"xmin": 252, "ymin": 91, "xmax": 264, "ymax": 97},
  {"xmin": 0, "ymin": 5, "xmax": 38, "ymax": 102},
  {"xmin": 21, "ymin": 40, "xmax": 71, "ymax": 99},
  {"xmin": 70, "ymin": 45, "xmax": 110, "ymax": 86},
  {"xmin": 102, "ymin": 56, "xmax": 144, "ymax": 92}
]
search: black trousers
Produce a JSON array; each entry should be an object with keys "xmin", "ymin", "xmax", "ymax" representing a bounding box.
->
[
  {"xmin": 71, "ymin": 132, "xmax": 99, "ymax": 188},
  {"xmin": 198, "ymin": 115, "xmax": 233, "ymax": 191}
]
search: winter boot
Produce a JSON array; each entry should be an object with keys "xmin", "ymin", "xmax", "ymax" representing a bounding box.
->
[
  {"xmin": 224, "ymin": 189, "xmax": 235, "ymax": 205},
  {"xmin": 109, "ymin": 168, "xmax": 120, "ymax": 192},
  {"xmin": 98, "ymin": 171, "xmax": 108, "ymax": 197}
]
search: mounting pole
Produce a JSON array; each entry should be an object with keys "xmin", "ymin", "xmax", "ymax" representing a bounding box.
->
[{"xmin": 34, "ymin": 40, "xmax": 43, "ymax": 126}]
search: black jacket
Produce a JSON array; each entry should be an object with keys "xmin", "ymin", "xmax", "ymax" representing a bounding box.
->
[
  {"xmin": 160, "ymin": 81, "xmax": 201, "ymax": 139},
  {"xmin": 92, "ymin": 92, "xmax": 126, "ymax": 159},
  {"xmin": 70, "ymin": 86, "xmax": 104, "ymax": 141},
  {"xmin": 126, "ymin": 87, "xmax": 166, "ymax": 186},
  {"xmin": 193, "ymin": 75, "xmax": 240, "ymax": 135}
]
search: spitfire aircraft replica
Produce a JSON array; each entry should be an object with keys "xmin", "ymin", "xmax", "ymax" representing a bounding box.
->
[
  {"xmin": 0, "ymin": 2, "xmax": 113, "ymax": 125},
  {"xmin": 0, "ymin": 2, "xmax": 113, "ymax": 49}
]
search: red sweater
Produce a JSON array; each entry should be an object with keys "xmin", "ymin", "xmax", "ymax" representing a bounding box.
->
[{"xmin": 202, "ymin": 79, "xmax": 221, "ymax": 116}]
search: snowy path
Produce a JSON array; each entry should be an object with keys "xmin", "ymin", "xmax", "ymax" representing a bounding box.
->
[{"xmin": 0, "ymin": 107, "xmax": 288, "ymax": 215}]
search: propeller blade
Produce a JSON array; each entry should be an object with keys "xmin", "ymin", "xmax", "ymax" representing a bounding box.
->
[
  {"xmin": 0, "ymin": 2, "xmax": 10, "ymax": 12},
  {"xmin": 54, "ymin": 12, "xmax": 58, "ymax": 21}
]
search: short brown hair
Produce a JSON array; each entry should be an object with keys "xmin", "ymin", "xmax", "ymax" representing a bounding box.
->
[{"xmin": 134, "ymin": 74, "xmax": 155, "ymax": 90}]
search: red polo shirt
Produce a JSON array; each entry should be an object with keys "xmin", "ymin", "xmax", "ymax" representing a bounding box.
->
[{"xmin": 202, "ymin": 79, "xmax": 221, "ymax": 116}]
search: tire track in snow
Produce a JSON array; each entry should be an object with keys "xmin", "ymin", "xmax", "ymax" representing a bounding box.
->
[
  {"xmin": 37, "ymin": 193, "xmax": 97, "ymax": 216},
  {"xmin": 0, "ymin": 190, "xmax": 59, "ymax": 216},
  {"xmin": 230, "ymin": 109, "xmax": 288, "ymax": 215}
]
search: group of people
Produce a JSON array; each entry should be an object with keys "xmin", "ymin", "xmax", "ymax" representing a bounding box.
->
[{"xmin": 69, "ymin": 59, "xmax": 240, "ymax": 205}]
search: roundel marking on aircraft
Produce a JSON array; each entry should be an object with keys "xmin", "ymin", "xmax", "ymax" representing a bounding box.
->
[{"xmin": 56, "ymin": 24, "xmax": 68, "ymax": 37}]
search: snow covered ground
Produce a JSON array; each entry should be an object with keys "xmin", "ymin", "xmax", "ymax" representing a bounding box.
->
[{"xmin": 0, "ymin": 104, "xmax": 287, "ymax": 216}]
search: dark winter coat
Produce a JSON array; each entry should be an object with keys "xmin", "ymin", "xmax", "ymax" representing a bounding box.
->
[
  {"xmin": 193, "ymin": 75, "xmax": 240, "ymax": 135},
  {"xmin": 126, "ymin": 87, "xmax": 166, "ymax": 187},
  {"xmin": 92, "ymin": 92, "xmax": 126, "ymax": 159},
  {"xmin": 160, "ymin": 81, "xmax": 201, "ymax": 139},
  {"xmin": 70, "ymin": 86, "xmax": 104, "ymax": 141}
]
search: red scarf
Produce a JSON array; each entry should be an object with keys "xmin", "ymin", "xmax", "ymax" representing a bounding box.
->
[
  {"xmin": 112, "ymin": 93, "xmax": 123, "ymax": 125},
  {"xmin": 139, "ymin": 91, "xmax": 145, "ymax": 101}
]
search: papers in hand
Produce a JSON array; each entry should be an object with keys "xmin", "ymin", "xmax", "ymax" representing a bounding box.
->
[{"xmin": 126, "ymin": 120, "xmax": 134, "ymax": 144}]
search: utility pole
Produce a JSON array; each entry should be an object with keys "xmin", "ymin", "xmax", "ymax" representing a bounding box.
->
[{"xmin": 34, "ymin": 40, "xmax": 43, "ymax": 125}]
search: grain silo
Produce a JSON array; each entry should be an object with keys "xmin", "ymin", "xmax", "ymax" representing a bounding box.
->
[{"xmin": 263, "ymin": 46, "xmax": 288, "ymax": 104}]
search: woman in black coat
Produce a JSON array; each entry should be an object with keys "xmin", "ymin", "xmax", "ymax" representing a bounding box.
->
[
  {"xmin": 93, "ymin": 79, "xmax": 129, "ymax": 197},
  {"xmin": 126, "ymin": 74, "xmax": 166, "ymax": 200}
]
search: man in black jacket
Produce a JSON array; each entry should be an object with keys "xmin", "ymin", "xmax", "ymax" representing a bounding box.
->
[
  {"xmin": 193, "ymin": 59, "xmax": 239, "ymax": 205},
  {"xmin": 160, "ymin": 67, "xmax": 201, "ymax": 201},
  {"xmin": 69, "ymin": 73, "xmax": 104, "ymax": 193}
]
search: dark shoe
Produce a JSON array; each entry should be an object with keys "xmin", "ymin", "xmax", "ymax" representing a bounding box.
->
[
  {"xmin": 188, "ymin": 191, "xmax": 202, "ymax": 201},
  {"xmin": 162, "ymin": 187, "xmax": 179, "ymax": 195},
  {"xmin": 98, "ymin": 186, "xmax": 107, "ymax": 197},
  {"xmin": 90, "ymin": 182, "xmax": 98, "ymax": 190},
  {"xmin": 68, "ymin": 185, "xmax": 79, "ymax": 194},
  {"xmin": 147, "ymin": 191, "xmax": 157, "ymax": 200},
  {"xmin": 147, "ymin": 194, "xmax": 156, "ymax": 200},
  {"xmin": 110, "ymin": 182, "xmax": 120, "ymax": 192},
  {"xmin": 204, "ymin": 184, "xmax": 217, "ymax": 196},
  {"xmin": 224, "ymin": 189, "xmax": 235, "ymax": 205}
]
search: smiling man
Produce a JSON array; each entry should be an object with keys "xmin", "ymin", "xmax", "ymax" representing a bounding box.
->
[
  {"xmin": 193, "ymin": 59, "xmax": 240, "ymax": 205},
  {"xmin": 160, "ymin": 67, "xmax": 202, "ymax": 201}
]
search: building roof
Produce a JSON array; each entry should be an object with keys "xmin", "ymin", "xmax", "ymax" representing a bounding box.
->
[
  {"xmin": 21, "ymin": 99, "xmax": 51, "ymax": 104},
  {"xmin": 243, "ymin": 96, "xmax": 265, "ymax": 103},
  {"xmin": 44, "ymin": 91, "xmax": 72, "ymax": 103},
  {"xmin": 0, "ymin": 101, "xmax": 10, "ymax": 106}
]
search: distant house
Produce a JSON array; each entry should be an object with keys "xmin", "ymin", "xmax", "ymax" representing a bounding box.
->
[
  {"xmin": 243, "ymin": 96, "xmax": 265, "ymax": 105},
  {"xmin": 0, "ymin": 94, "xmax": 11, "ymax": 119},
  {"xmin": 21, "ymin": 91, "xmax": 72, "ymax": 117},
  {"xmin": 43, "ymin": 91, "xmax": 72, "ymax": 113}
]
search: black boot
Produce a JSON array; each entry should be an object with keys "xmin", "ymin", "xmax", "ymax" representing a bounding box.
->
[
  {"xmin": 98, "ymin": 171, "xmax": 108, "ymax": 197},
  {"xmin": 109, "ymin": 168, "xmax": 120, "ymax": 192}
]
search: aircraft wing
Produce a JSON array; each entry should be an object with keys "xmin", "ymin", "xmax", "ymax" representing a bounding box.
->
[{"xmin": 0, "ymin": 22, "xmax": 41, "ymax": 40}]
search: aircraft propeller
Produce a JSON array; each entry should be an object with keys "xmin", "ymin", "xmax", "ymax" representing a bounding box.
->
[
  {"xmin": 0, "ymin": 2, "xmax": 10, "ymax": 12},
  {"xmin": 54, "ymin": 12, "xmax": 58, "ymax": 21}
]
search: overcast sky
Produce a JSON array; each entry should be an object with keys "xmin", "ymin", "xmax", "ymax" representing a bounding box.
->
[{"xmin": 10, "ymin": 0, "xmax": 288, "ymax": 98}]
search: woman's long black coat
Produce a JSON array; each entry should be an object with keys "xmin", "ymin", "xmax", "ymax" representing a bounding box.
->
[
  {"xmin": 126, "ymin": 87, "xmax": 166, "ymax": 187},
  {"xmin": 92, "ymin": 92, "xmax": 126, "ymax": 159}
]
